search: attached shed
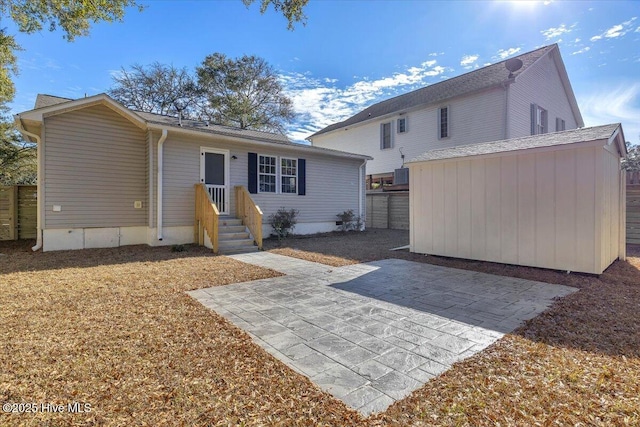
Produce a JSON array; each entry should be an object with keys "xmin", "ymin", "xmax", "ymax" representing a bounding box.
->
[{"xmin": 408, "ymin": 124, "xmax": 627, "ymax": 275}]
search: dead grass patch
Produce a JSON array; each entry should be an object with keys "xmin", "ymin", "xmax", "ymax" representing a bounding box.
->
[
  {"xmin": 1, "ymin": 242, "xmax": 363, "ymax": 426},
  {"xmin": 2, "ymin": 234, "xmax": 639, "ymax": 426}
]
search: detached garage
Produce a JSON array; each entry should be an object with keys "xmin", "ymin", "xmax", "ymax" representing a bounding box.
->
[{"xmin": 408, "ymin": 123, "xmax": 627, "ymax": 275}]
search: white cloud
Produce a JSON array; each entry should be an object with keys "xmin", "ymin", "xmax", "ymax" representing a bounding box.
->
[
  {"xmin": 590, "ymin": 17, "xmax": 637, "ymax": 41},
  {"xmin": 579, "ymin": 82, "xmax": 640, "ymax": 142},
  {"xmin": 460, "ymin": 54, "xmax": 479, "ymax": 69},
  {"xmin": 635, "ymin": 26, "xmax": 640, "ymax": 32},
  {"xmin": 281, "ymin": 61, "xmax": 448, "ymax": 142},
  {"xmin": 541, "ymin": 24, "xmax": 572, "ymax": 40},
  {"xmin": 495, "ymin": 47, "xmax": 521, "ymax": 60},
  {"xmin": 572, "ymin": 46, "xmax": 591, "ymax": 55}
]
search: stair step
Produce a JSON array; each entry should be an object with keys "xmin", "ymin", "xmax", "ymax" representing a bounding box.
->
[
  {"xmin": 218, "ymin": 218, "xmax": 243, "ymax": 227},
  {"xmin": 219, "ymin": 231, "xmax": 250, "ymax": 240},
  {"xmin": 218, "ymin": 225, "xmax": 247, "ymax": 233},
  {"xmin": 218, "ymin": 238, "xmax": 255, "ymax": 248},
  {"xmin": 219, "ymin": 246, "xmax": 259, "ymax": 255}
]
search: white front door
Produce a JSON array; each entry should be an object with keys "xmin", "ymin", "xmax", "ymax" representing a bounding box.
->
[{"xmin": 200, "ymin": 148, "xmax": 230, "ymax": 215}]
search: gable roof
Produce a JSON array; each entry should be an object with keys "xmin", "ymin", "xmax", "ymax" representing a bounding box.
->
[
  {"xmin": 408, "ymin": 124, "xmax": 625, "ymax": 164},
  {"xmin": 16, "ymin": 93, "xmax": 371, "ymax": 160},
  {"xmin": 34, "ymin": 94, "xmax": 73, "ymax": 109},
  {"xmin": 309, "ymin": 44, "xmax": 581, "ymax": 139}
]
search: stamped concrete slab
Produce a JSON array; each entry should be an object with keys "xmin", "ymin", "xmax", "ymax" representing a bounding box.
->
[{"xmin": 189, "ymin": 252, "xmax": 577, "ymax": 416}]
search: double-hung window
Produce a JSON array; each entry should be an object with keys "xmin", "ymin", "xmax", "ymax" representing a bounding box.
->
[
  {"xmin": 258, "ymin": 155, "xmax": 277, "ymax": 193},
  {"xmin": 531, "ymin": 104, "xmax": 548, "ymax": 135},
  {"xmin": 281, "ymin": 158, "xmax": 297, "ymax": 194},
  {"xmin": 397, "ymin": 117, "xmax": 407, "ymax": 134},
  {"xmin": 438, "ymin": 107, "xmax": 449, "ymax": 139},
  {"xmin": 380, "ymin": 122, "xmax": 392, "ymax": 149}
]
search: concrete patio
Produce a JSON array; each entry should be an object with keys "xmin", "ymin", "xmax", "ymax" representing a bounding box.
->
[{"xmin": 188, "ymin": 252, "xmax": 577, "ymax": 416}]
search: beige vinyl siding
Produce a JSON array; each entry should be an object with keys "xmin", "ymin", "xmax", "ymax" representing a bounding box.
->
[
  {"xmin": 410, "ymin": 141, "xmax": 621, "ymax": 274},
  {"xmin": 44, "ymin": 105, "xmax": 147, "ymax": 228},
  {"xmin": 508, "ymin": 52, "xmax": 578, "ymax": 138},
  {"xmin": 312, "ymin": 87, "xmax": 506, "ymax": 176},
  {"xmin": 154, "ymin": 132, "xmax": 362, "ymax": 227}
]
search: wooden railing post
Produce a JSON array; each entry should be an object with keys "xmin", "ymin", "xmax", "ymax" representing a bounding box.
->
[
  {"xmin": 194, "ymin": 183, "xmax": 220, "ymax": 253},
  {"xmin": 233, "ymin": 185, "xmax": 263, "ymax": 250}
]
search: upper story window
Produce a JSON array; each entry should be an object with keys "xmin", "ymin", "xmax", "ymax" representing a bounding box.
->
[
  {"xmin": 531, "ymin": 104, "xmax": 548, "ymax": 135},
  {"xmin": 380, "ymin": 122, "xmax": 392, "ymax": 149},
  {"xmin": 258, "ymin": 155, "xmax": 277, "ymax": 193},
  {"xmin": 555, "ymin": 117, "xmax": 566, "ymax": 132},
  {"xmin": 397, "ymin": 117, "xmax": 407, "ymax": 134},
  {"xmin": 438, "ymin": 106, "xmax": 449, "ymax": 139},
  {"xmin": 280, "ymin": 158, "xmax": 297, "ymax": 194}
]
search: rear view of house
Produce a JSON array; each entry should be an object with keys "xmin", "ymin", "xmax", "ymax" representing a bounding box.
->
[{"xmin": 16, "ymin": 94, "xmax": 370, "ymax": 252}]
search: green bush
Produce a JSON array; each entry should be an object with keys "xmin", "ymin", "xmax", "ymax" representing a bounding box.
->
[
  {"xmin": 268, "ymin": 207, "xmax": 299, "ymax": 240},
  {"xmin": 336, "ymin": 209, "xmax": 363, "ymax": 232}
]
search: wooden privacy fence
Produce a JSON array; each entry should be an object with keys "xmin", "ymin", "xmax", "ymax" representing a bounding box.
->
[
  {"xmin": 366, "ymin": 191, "xmax": 409, "ymax": 230},
  {"xmin": 0, "ymin": 185, "xmax": 37, "ymax": 240},
  {"xmin": 627, "ymin": 172, "xmax": 640, "ymax": 244}
]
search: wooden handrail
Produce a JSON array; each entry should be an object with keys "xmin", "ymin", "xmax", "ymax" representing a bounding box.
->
[
  {"xmin": 235, "ymin": 186, "xmax": 263, "ymax": 250},
  {"xmin": 194, "ymin": 183, "xmax": 220, "ymax": 253}
]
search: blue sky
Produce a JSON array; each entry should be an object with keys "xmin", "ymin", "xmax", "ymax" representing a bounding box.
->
[{"xmin": 5, "ymin": 0, "xmax": 640, "ymax": 143}]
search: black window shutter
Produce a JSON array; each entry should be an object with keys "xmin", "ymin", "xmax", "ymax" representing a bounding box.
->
[
  {"xmin": 298, "ymin": 158, "xmax": 306, "ymax": 196},
  {"xmin": 248, "ymin": 152, "xmax": 257, "ymax": 194}
]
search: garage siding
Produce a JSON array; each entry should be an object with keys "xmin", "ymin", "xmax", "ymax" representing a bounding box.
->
[{"xmin": 410, "ymin": 143, "xmax": 619, "ymax": 274}]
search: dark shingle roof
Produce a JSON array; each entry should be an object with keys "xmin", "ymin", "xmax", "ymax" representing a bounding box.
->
[
  {"xmin": 408, "ymin": 124, "xmax": 622, "ymax": 163},
  {"xmin": 135, "ymin": 111, "xmax": 291, "ymax": 144},
  {"xmin": 26, "ymin": 93, "xmax": 371, "ymax": 160},
  {"xmin": 310, "ymin": 45, "xmax": 557, "ymax": 139}
]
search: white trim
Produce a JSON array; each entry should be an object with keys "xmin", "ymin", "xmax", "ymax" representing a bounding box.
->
[
  {"xmin": 200, "ymin": 147, "xmax": 231, "ymax": 214},
  {"xmin": 380, "ymin": 121, "xmax": 393, "ymax": 150},
  {"xmin": 280, "ymin": 156, "xmax": 298, "ymax": 194},
  {"xmin": 156, "ymin": 129, "xmax": 168, "ymax": 240},
  {"xmin": 396, "ymin": 117, "xmax": 408, "ymax": 134},
  {"xmin": 258, "ymin": 153, "xmax": 278, "ymax": 194}
]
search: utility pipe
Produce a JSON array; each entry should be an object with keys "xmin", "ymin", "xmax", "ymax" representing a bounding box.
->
[
  {"xmin": 16, "ymin": 118, "xmax": 43, "ymax": 251},
  {"xmin": 156, "ymin": 129, "xmax": 168, "ymax": 240}
]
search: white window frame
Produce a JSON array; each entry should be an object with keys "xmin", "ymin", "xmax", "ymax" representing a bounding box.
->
[
  {"xmin": 258, "ymin": 154, "xmax": 277, "ymax": 193},
  {"xmin": 397, "ymin": 117, "xmax": 408, "ymax": 134},
  {"xmin": 438, "ymin": 106, "xmax": 449, "ymax": 139},
  {"xmin": 280, "ymin": 157, "xmax": 298, "ymax": 194},
  {"xmin": 380, "ymin": 122, "xmax": 393, "ymax": 150},
  {"xmin": 531, "ymin": 104, "xmax": 548, "ymax": 135}
]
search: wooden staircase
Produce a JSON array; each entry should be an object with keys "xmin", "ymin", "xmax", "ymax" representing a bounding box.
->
[
  {"xmin": 195, "ymin": 184, "xmax": 263, "ymax": 254},
  {"xmin": 218, "ymin": 217, "xmax": 258, "ymax": 254}
]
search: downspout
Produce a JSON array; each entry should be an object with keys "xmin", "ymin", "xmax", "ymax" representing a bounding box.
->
[
  {"xmin": 156, "ymin": 129, "xmax": 168, "ymax": 241},
  {"xmin": 359, "ymin": 159, "xmax": 367, "ymax": 230},
  {"xmin": 502, "ymin": 81, "xmax": 511, "ymax": 140},
  {"xmin": 16, "ymin": 118, "xmax": 43, "ymax": 251}
]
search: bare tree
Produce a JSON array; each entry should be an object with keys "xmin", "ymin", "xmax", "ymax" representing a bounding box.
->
[{"xmin": 108, "ymin": 62, "xmax": 200, "ymax": 118}]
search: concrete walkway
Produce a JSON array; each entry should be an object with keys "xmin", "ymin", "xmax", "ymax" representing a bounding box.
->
[{"xmin": 188, "ymin": 252, "xmax": 577, "ymax": 416}]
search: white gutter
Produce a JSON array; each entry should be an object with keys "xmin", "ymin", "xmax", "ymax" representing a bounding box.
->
[
  {"xmin": 156, "ymin": 129, "xmax": 168, "ymax": 240},
  {"xmin": 359, "ymin": 159, "xmax": 367, "ymax": 230},
  {"xmin": 15, "ymin": 118, "xmax": 43, "ymax": 251}
]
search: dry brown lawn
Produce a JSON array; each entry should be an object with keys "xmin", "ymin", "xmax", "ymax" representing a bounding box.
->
[
  {"xmin": 1, "ymin": 231, "xmax": 638, "ymax": 426},
  {"xmin": 267, "ymin": 230, "xmax": 640, "ymax": 426}
]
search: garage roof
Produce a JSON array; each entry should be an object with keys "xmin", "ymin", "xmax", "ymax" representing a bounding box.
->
[{"xmin": 408, "ymin": 124, "xmax": 624, "ymax": 163}]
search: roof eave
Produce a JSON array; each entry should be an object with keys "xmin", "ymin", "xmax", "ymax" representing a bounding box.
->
[{"xmin": 146, "ymin": 122, "xmax": 372, "ymax": 160}]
